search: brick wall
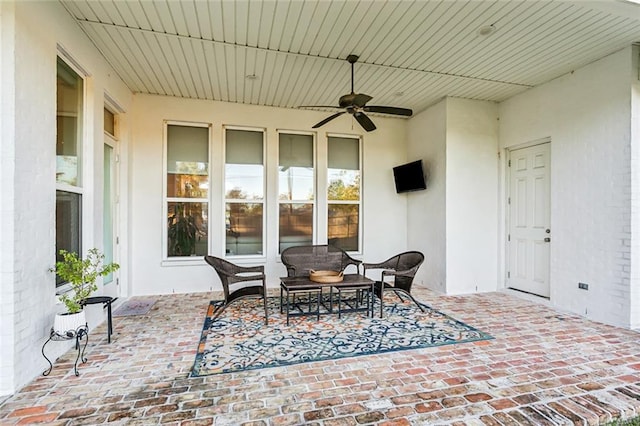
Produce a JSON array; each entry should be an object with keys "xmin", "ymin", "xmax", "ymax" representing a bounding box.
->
[
  {"xmin": 499, "ymin": 47, "xmax": 635, "ymax": 327},
  {"xmin": 0, "ymin": 1, "xmax": 131, "ymax": 397}
]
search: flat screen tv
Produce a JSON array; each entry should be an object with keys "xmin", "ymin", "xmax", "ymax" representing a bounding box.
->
[{"xmin": 393, "ymin": 160, "xmax": 426, "ymax": 193}]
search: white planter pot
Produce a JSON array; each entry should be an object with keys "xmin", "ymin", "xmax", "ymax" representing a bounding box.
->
[{"xmin": 53, "ymin": 310, "xmax": 87, "ymax": 336}]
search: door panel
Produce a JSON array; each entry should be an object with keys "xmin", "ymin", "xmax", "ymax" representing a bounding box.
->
[{"xmin": 508, "ymin": 143, "xmax": 550, "ymax": 297}]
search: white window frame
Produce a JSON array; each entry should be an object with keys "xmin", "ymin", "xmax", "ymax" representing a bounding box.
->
[
  {"xmin": 162, "ymin": 120, "xmax": 212, "ymax": 265},
  {"xmin": 276, "ymin": 130, "xmax": 317, "ymax": 253},
  {"xmin": 223, "ymin": 125, "xmax": 267, "ymax": 260}
]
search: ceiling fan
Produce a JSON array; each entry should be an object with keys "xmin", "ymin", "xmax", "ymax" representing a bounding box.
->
[{"xmin": 300, "ymin": 54, "xmax": 413, "ymax": 132}]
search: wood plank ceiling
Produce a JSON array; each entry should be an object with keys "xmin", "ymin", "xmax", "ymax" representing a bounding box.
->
[{"xmin": 60, "ymin": 0, "xmax": 640, "ymax": 118}]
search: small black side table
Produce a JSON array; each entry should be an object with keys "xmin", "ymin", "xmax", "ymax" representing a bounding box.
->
[
  {"xmin": 42, "ymin": 325, "xmax": 89, "ymax": 377},
  {"xmin": 81, "ymin": 296, "xmax": 115, "ymax": 343}
]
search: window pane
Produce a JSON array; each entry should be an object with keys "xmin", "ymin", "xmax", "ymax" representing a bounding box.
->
[
  {"xmin": 279, "ymin": 167, "xmax": 314, "ymax": 201},
  {"xmin": 56, "ymin": 58, "xmax": 83, "ymax": 186},
  {"xmin": 225, "ymin": 164, "xmax": 264, "ymax": 199},
  {"xmin": 328, "ymin": 170, "xmax": 360, "ymax": 201},
  {"xmin": 167, "ymin": 174, "xmax": 209, "ymax": 198},
  {"xmin": 103, "ymin": 145, "xmax": 114, "ymax": 284},
  {"xmin": 328, "ymin": 136, "xmax": 360, "ymax": 201},
  {"xmin": 226, "ymin": 203, "xmax": 263, "ymax": 255},
  {"xmin": 279, "ymin": 203, "xmax": 313, "ymax": 253},
  {"xmin": 104, "ymin": 108, "xmax": 115, "ymax": 136},
  {"xmin": 328, "ymin": 136, "xmax": 359, "ymax": 170},
  {"xmin": 226, "ymin": 129, "xmax": 263, "ymax": 164},
  {"xmin": 328, "ymin": 204, "xmax": 359, "ymax": 251},
  {"xmin": 279, "ymin": 133, "xmax": 314, "ymax": 201},
  {"xmin": 167, "ymin": 125, "xmax": 209, "ymax": 198},
  {"xmin": 280, "ymin": 133, "xmax": 313, "ymax": 167},
  {"xmin": 226, "ymin": 129, "xmax": 264, "ymax": 200},
  {"xmin": 56, "ymin": 191, "xmax": 82, "ymax": 286},
  {"xmin": 167, "ymin": 202, "xmax": 208, "ymax": 257}
]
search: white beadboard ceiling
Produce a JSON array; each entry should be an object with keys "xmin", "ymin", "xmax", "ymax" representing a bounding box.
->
[{"xmin": 60, "ymin": 0, "xmax": 640, "ymax": 118}]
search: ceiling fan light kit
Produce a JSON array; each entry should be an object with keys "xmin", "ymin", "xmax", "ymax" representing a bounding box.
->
[{"xmin": 300, "ymin": 55, "xmax": 413, "ymax": 132}]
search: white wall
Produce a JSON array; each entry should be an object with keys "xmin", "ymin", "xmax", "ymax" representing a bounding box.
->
[
  {"xmin": 629, "ymin": 45, "xmax": 640, "ymax": 330},
  {"xmin": 446, "ymin": 99, "xmax": 499, "ymax": 294},
  {"xmin": 130, "ymin": 94, "xmax": 408, "ymax": 296},
  {"xmin": 406, "ymin": 100, "xmax": 447, "ymax": 291},
  {"xmin": 406, "ymin": 98, "xmax": 499, "ymax": 295},
  {"xmin": 0, "ymin": 0, "xmax": 17, "ymax": 398},
  {"xmin": 0, "ymin": 1, "xmax": 131, "ymax": 397},
  {"xmin": 499, "ymin": 47, "xmax": 634, "ymax": 327}
]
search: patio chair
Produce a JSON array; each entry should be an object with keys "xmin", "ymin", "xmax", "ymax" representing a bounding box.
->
[
  {"xmin": 204, "ymin": 256, "xmax": 268, "ymax": 325},
  {"xmin": 362, "ymin": 251, "xmax": 426, "ymax": 318}
]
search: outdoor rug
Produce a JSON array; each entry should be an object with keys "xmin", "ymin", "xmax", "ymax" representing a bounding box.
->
[
  {"xmin": 190, "ymin": 295, "xmax": 493, "ymax": 377},
  {"xmin": 113, "ymin": 298, "xmax": 156, "ymax": 317}
]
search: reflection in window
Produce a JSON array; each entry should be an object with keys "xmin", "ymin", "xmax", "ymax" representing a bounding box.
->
[
  {"xmin": 327, "ymin": 136, "xmax": 361, "ymax": 251},
  {"xmin": 279, "ymin": 204, "xmax": 313, "ymax": 252},
  {"xmin": 167, "ymin": 202, "xmax": 208, "ymax": 257},
  {"xmin": 55, "ymin": 191, "xmax": 82, "ymax": 286},
  {"xmin": 226, "ymin": 203, "xmax": 263, "ymax": 256},
  {"xmin": 279, "ymin": 133, "xmax": 314, "ymax": 252},
  {"xmin": 328, "ymin": 204, "xmax": 359, "ymax": 251},
  {"xmin": 225, "ymin": 128, "xmax": 265, "ymax": 256},
  {"xmin": 166, "ymin": 124, "xmax": 209, "ymax": 257},
  {"xmin": 56, "ymin": 58, "xmax": 83, "ymax": 186}
]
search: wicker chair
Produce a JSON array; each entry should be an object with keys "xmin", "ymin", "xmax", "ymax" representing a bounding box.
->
[
  {"xmin": 204, "ymin": 256, "xmax": 268, "ymax": 325},
  {"xmin": 362, "ymin": 251, "xmax": 425, "ymax": 318},
  {"xmin": 280, "ymin": 245, "xmax": 361, "ymax": 277}
]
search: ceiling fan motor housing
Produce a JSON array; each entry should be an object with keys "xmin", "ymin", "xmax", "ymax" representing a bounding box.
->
[{"xmin": 339, "ymin": 93, "xmax": 372, "ymax": 109}]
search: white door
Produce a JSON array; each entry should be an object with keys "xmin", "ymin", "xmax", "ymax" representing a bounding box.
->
[{"xmin": 507, "ymin": 142, "xmax": 551, "ymax": 297}]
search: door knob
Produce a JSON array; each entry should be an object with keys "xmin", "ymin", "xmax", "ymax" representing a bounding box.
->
[{"xmin": 544, "ymin": 237, "xmax": 551, "ymax": 242}]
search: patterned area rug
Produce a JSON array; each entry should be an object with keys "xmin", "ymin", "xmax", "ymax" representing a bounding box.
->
[
  {"xmin": 112, "ymin": 298, "xmax": 156, "ymax": 317},
  {"xmin": 191, "ymin": 295, "xmax": 492, "ymax": 377}
]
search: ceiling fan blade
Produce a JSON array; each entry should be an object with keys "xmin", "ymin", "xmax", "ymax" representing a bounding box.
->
[
  {"xmin": 312, "ymin": 111, "xmax": 346, "ymax": 128},
  {"xmin": 354, "ymin": 112, "xmax": 376, "ymax": 132},
  {"xmin": 299, "ymin": 105, "xmax": 342, "ymax": 109},
  {"xmin": 363, "ymin": 105, "xmax": 413, "ymax": 116},
  {"xmin": 298, "ymin": 105, "xmax": 342, "ymax": 108}
]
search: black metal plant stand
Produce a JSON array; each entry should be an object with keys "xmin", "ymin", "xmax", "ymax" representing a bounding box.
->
[
  {"xmin": 81, "ymin": 296, "xmax": 115, "ymax": 343},
  {"xmin": 41, "ymin": 325, "xmax": 89, "ymax": 377}
]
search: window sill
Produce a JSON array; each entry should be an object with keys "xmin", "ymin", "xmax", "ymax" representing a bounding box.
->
[
  {"xmin": 161, "ymin": 257, "xmax": 206, "ymax": 267},
  {"xmin": 55, "ymin": 282, "xmax": 73, "ymax": 296}
]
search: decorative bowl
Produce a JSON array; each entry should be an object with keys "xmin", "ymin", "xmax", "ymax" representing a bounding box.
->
[{"xmin": 309, "ymin": 270, "xmax": 344, "ymax": 283}]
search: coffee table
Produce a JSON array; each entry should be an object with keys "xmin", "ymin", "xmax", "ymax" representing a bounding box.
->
[{"xmin": 279, "ymin": 274, "xmax": 375, "ymax": 325}]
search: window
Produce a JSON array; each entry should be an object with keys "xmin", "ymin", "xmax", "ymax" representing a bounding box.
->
[
  {"xmin": 103, "ymin": 107, "xmax": 117, "ymax": 285},
  {"xmin": 278, "ymin": 132, "xmax": 314, "ymax": 252},
  {"xmin": 56, "ymin": 57, "xmax": 84, "ymax": 286},
  {"xmin": 165, "ymin": 124, "xmax": 209, "ymax": 258},
  {"xmin": 104, "ymin": 107, "xmax": 115, "ymax": 137},
  {"xmin": 225, "ymin": 128, "xmax": 265, "ymax": 256},
  {"xmin": 327, "ymin": 136, "xmax": 361, "ymax": 252}
]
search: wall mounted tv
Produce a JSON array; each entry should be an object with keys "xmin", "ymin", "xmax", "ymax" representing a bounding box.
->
[{"xmin": 393, "ymin": 160, "xmax": 426, "ymax": 193}]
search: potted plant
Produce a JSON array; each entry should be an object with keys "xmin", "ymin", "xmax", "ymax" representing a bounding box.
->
[{"xmin": 50, "ymin": 248, "xmax": 120, "ymax": 335}]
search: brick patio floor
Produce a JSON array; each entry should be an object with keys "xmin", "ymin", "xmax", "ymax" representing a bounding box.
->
[{"xmin": 2, "ymin": 288, "xmax": 640, "ymax": 425}]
